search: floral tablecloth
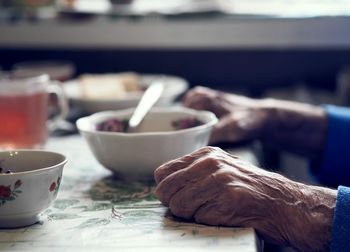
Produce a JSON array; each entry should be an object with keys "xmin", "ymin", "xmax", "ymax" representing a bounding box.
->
[{"xmin": 0, "ymin": 135, "xmax": 261, "ymax": 252}]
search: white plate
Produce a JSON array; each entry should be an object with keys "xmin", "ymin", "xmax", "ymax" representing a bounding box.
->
[{"xmin": 63, "ymin": 74, "xmax": 189, "ymax": 114}]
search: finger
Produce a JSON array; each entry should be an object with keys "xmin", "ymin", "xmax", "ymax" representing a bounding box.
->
[
  {"xmin": 154, "ymin": 155, "xmax": 195, "ymax": 184},
  {"xmin": 194, "ymin": 199, "xmax": 232, "ymax": 226},
  {"xmin": 182, "ymin": 87, "xmax": 229, "ymax": 118},
  {"xmin": 168, "ymin": 173, "xmax": 222, "ymax": 219},
  {"xmin": 209, "ymin": 114, "xmax": 240, "ymax": 144},
  {"xmin": 209, "ymin": 110, "xmax": 259, "ymax": 144},
  {"xmin": 182, "ymin": 86, "xmax": 213, "ymax": 106},
  {"xmin": 155, "ymin": 156, "xmax": 221, "ymax": 206},
  {"xmin": 194, "ymin": 200, "xmax": 222, "ymax": 226},
  {"xmin": 192, "ymin": 187, "xmax": 245, "ymax": 227},
  {"xmin": 183, "ymin": 91, "xmax": 213, "ymax": 110},
  {"xmin": 154, "ymin": 146, "xmax": 218, "ymax": 184}
]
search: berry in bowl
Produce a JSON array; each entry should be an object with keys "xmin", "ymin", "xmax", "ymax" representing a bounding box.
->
[
  {"xmin": 76, "ymin": 107, "xmax": 218, "ymax": 180},
  {"xmin": 0, "ymin": 150, "xmax": 67, "ymax": 228},
  {"xmin": 96, "ymin": 116, "xmax": 205, "ymax": 133}
]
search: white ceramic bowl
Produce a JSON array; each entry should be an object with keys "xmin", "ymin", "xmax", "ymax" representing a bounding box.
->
[
  {"xmin": 63, "ymin": 74, "xmax": 188, "ymax": 113},
  {"xmin": 0, "ymin": 150, "xmax": 67, "ymax": 228},
  {"xmin": 76, "ymin": 107, "xmax": 218, "ymax": 179}
]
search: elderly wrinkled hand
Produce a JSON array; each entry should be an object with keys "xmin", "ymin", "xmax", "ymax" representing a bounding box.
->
[
  {"xmin": 183, "ymin": 86, "xmax": 327, "ymax": 159},
  {"xmin": 154, "ymin": 146, "xmax": 336, "ymax": 252},
  {"xmin": 182, "ymin": 86, "xmax": 267, "ymax": 144}
]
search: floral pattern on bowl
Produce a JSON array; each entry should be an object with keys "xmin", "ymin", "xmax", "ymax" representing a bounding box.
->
[
  {"xmin": 0, "ymin": 150, "xmax": 67, "ymax": 228},
  {"xmin": 49, "ymin": 177, "xmax": 61, "ymax": 196},
  {"xmin": 0, "ymin": 180, "xmax": 22, "ymax": 206}
]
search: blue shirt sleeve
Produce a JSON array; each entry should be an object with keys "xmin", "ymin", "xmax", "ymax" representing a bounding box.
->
[
  {"xmin": 331, "ymin": 186, "xmax": 350, "ymax": 252},
  {"xmin": 314, "ymin": 105, "xmax": 350, "ymax": 186}
]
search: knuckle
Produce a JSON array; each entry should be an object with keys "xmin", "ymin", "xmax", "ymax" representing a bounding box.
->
[
  {"xmin": 211, "ymin": 170, "xmax": 232, "ymax": 184},
  {"xmin": 192, "ymin": 86, "xmax": 207, "ymax": 93},
  {"xmin": 208, "ymin": 146, "xmax": 223, "ymax": 153},
  {"xmin": 154, "ymin": 157, "xmax": 183, "ymax": 184},
  {"xmin": 196, "ymin": 146, "xmax": 221, "ymax": 154},
  {"xmin": 182, "ymin": 153, "xmax": 194, "ymax": 162},
  {"xmin": 200, "ymin": 156, "xmax": 220, "ymax": 168},
  {"xmin": 153, "ymin": 168, "xmax": 164, "ymax": 184},
  {"xmin": 190, "ymin": 146, "xmax": 209, "ymax": 156},
  {"xmin": 197, "ymin": 146, "xmax": 211, "ymax": 153}
]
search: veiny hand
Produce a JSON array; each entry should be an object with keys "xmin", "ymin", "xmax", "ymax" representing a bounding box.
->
[
  {"xmin": 154, "ymin": 146, "xmax": 336, "ymax": 252},
  {"xmin": 182, "ymin": 86, "xmax": 268, "ymax": 144},
  {"xmin": 183, "ymin": 86, "xmax": 327, "ymax": 159}
]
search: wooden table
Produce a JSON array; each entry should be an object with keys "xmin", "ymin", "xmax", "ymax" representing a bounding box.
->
[{"xmin": 0, "ymin": 135, "xmax": 262, "ymax": 252}]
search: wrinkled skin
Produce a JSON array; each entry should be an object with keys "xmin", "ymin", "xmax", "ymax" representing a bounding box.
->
[
  {"xmin": 157, "ymin": 86, "xmax": 335, "ymax": 251},
  {"xmin": 183, "ymin": 86, "xmax": 267, "ymax": 144},
  {"xmin": 183, "ymin": 86, "xmax": 327, "ymax": 160},
  {"xmin": 155, "ymin": 147, "xmax": 336, "ymax": 252}
]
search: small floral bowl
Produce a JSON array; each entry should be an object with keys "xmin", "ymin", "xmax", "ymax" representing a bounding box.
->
[{"xmin": 0, "ymin": 150, "xmax": 67, "ymax": 228}]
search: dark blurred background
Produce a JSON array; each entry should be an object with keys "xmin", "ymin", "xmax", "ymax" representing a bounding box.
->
[{"xmin": 2, "ymin": 0, "xmax": 350, "ymax": 97}]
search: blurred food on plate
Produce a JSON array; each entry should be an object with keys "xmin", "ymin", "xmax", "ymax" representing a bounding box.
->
[
  {"xmin": 63, "ymin": 73, "xmax": 189, "ymax": 114},
  {"xmin": 79, "ymin": 72, "xmax": 141, "ymax": 99}
]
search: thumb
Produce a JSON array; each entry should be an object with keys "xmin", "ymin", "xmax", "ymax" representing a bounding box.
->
[
  {"xmin": 209, "ymin": 114, "xmax": 241, "ymax": 144},
  {"xmin": 209, "ymin": 110, "xmax": 263, "ymax": 144}
]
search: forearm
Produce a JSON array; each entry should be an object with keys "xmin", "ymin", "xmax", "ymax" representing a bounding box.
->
[
  {"xmin": 286, "ymin": 183, "xmax": 336, "ymax": 251},
  {"xmin": 259, "ymin": 98, "xmax": 328, "ymax": 160},
  {"xmin": 248, "ymin": 170, "xmax": 336, "ymax": 251}
]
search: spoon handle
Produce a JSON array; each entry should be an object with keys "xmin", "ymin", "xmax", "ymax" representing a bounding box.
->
[{"xmin": 128, "ymin": 79, "xmax": 165, "ymax": 130}]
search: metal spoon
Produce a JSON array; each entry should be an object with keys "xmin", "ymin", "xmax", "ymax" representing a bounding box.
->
[{"xmin": 127, "ymin": 78, "xmax": 165, "ymax": 132}]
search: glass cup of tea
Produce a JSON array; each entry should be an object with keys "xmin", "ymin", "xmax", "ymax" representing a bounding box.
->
[{"xmin": 0, "ymin": 74, "xmax": 68, "ymax": 150}]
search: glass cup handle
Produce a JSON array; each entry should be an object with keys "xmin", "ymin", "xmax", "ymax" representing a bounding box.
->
[{"xmin": 46, "ymin": 81, "xmax": 69, "ymax": 132}]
